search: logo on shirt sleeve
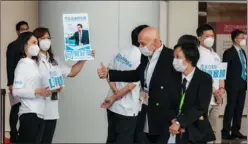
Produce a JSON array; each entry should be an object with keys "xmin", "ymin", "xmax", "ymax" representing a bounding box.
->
[
  {"xmin": 115, "ymin": 54, "xmax": 132, "ymax": 68},
  {"xmin": 14, "ymin": 80, "xmax": 24, "ymax": 88},
  {"xmin": 14, "ymin": 80, "xmax": 23, "ymax": 85}
]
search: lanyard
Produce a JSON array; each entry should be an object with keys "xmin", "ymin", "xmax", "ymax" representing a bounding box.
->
[
  {"xmin": 42, "ymin": 60, "xmax": 52, "ymax": 71},
  {"xmin": 178, "ymin": 90, "xmax": 185, "ymax": 116}
]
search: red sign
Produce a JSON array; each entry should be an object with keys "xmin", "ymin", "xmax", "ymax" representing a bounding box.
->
[{"xmin": 216, "ymin": 21, "xmax": 247, "ymax": 34}]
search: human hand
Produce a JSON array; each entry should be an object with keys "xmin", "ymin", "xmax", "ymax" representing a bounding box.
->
[
  {"xmin": 171, "ymin": 118, "xmax": 176, "ymax": 124},
  {"xmin": 169, "ymin": 123, "xmax": 180, "ymax": 135},
  {"xmin": 35, "ymin": 88, "xmax": 52, "ymax": 97},
  {"xmin": 215, "ymin": 95, "xmax": 223, "ymax": 105},
  {"xmin": 97, "ymin": 62, "xmax": 109, "ymax": 79},
  {"xmin": 101, "ymin": 95, "xmax": 117, "ymax": 109},
  {"xmin": 91, "ymin": 50, "xmax": 95, "ymax": 58},
  {"xmin": 109, "ymin": 82, "xmax": 119, "ymax": 95},
  {"xmin": 213, "ymin": 87, "xmax": 218, "ymax": 97},
  {"xmin": 51, "ymin": 86, "xmax": 63, "ymax": 93},
  {"xmin": 216, "ymin": 88, "xmax": 225, "ymax": 97}
]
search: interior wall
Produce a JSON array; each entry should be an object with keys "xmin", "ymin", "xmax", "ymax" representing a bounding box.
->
[
  {"xmin": 1, "ymin": 1, "xmax": 38, "ymax": 134},
  {"xmin": 38, "ymin": 1, "xmax": 160, "ymax": 143},
  {"xmin": 167, "ymin": 1, "xmax": 199, "ymax": 48}
]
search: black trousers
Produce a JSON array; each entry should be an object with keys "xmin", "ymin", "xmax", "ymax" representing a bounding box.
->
[
  {"xmin": 222, "ymin": 88, "xmax": 246, "ymax": 135},
  {"xmin": 176, "ymin": 132, "xmax": 206, "ymax": 144},
  {"xmin": 134, "ymin": 105, "xmax": 147, "ymax": 144},
  {"xmin": 18, "ymin": 113, "xmax": 44, "ymax": 143},
  {"xmin": 9, "ymin": 102, "xmax": 21, "ymax": 142},
  {"xmin": 106, "ymin": 110, "xmax": 137, "ymax": 144},
  {"xmin": 145, "ymin": 133, "xmax": 170, "ymax": 144},
  {"xmin": 134, "ymin": 104, "xmax": 170, "ymax": 144},
  {"xmin": 41, "ymin": 119, "xmax": 57, "ymax": 144}
]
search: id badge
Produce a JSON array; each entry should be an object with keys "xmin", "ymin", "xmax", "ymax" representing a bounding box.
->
[
  {"xmin": 51, "ymin": 92, "xmax": 58, "ymax": 101},
  {"xmin": 139, "ymin": 87, "xmax": 149, "ymax": 107},
  {"xmin": 48, "ymin": 67, "xmax": 65, "ymax": 90}
]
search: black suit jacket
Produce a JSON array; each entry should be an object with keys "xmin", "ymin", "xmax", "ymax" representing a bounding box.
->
[
  {"xmin": 173, "ymin": 68, "xmax": 215, "ymax": 143},
  {"xmin": 6, "ymin": 37, "xmax": 23, "ymax": 86},
  {"xmin": 69, "ymin": 30, "xmax": 89, "ymax": 45},
  {"xmin": 109, "ymin": 46, "xmax": 180, "ymax": 135},
  {"xmin": 223, "ymin": 46, "xmax": 247, "ymax": 90}
]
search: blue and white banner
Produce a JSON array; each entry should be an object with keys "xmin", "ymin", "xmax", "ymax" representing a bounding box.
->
[
  {"xmin": 62, "ymin": 13, "xmax": 94, "ymax": 61},
  {"xmin": 48, "ymin": 68, "xmax": 65, "ymax": 90},
  {"xmin": 199, "ymin": 62, "xmax": 227, "ymax": 80}
]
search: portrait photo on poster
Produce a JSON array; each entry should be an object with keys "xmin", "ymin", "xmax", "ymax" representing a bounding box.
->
[{"xmin": 62, "ymin": 13, "xmax": 94, "ymax": 61}]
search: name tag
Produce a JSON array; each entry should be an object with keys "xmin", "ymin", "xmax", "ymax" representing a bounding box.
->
[
  {"xmin": 141, "ymin": 87, "xmax": 149, "ymax": 106},
  {"xmin": 48, "ymin": 68, "xmax": 65, "ymax": 90},
  {"xmin": 144, "ymin": 87, "xmax": 149, "ymax": 94}
]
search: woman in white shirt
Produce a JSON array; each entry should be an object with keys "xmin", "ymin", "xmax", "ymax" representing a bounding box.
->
[
  {"xmin": 12, "ymin": 32, "xmax": 52, "ymax": 143},
  {"xmin": 33, "ymin": 27, "xmax": 95, "ymax": 143}
]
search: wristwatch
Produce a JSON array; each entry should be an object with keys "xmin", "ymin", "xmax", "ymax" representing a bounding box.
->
[{"xmin": 175, "ymin": 121, "xmax": 180, "ymax": 126}]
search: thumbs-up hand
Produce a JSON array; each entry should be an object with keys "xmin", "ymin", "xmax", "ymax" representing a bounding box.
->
[{"xmin": 97, "ymin": 62, "xmax": 109, "ymax": 79}]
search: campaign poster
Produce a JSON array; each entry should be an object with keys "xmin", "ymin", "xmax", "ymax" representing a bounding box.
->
[
  {"xmin": 62, "ymin": 13, "xmax": 94, "ymax": 61},
  {"xmin": 199, "ymin": 63, "xmax": 227, "ymax": 80}
]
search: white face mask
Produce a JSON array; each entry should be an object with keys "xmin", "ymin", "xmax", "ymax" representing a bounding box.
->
[
  {"xmin": 28, "ymin": 45, "xmax": 40, "ymax": 56},
  {"xmin": 39, "ymin": 39, "xmax": 51, "ymax": 51},
  {"xmin": 173, "ymin": 58, "xmax": 187, "ymax": 72},
  {"xmin": 139, "ymin": 42, "xmax": 153, "ymax": 56},
  {"xmin": 203, "ymin": 37, "xmax": 214, "ymax": 48},
  {"xmin": 240, "ymin": 39, "xmax": 246, "ymax": 47}
]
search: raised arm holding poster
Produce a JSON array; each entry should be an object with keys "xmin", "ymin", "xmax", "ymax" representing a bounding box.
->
[{"xmin": 63, "ymin": 13, "xmax": 94, "ymax": 61}]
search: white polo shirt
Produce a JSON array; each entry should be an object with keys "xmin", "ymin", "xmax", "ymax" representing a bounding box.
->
[
  {"xmin": 12, "ymin": 58, "xmax": 45, "ymax": 118},
  {"xmin": 197, "ymin": 45, "xmax": 221, "ymax": 105},
  {"xmin": 38, "ymin": 53, "xmax": 71, "ymax": 120},
  {"xmin": 107, "ymin": 46, "xmax": 141, "ymax": 116}
]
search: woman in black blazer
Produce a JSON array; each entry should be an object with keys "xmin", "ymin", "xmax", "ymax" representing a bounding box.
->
[{"xmin": 169, "ymin": 43, "xmax": 215, "ymax": 144}]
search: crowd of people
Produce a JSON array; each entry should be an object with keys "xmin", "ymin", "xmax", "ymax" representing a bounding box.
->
[
  {"xmin": 5, "ymin": 21, "xmax": 247, "ymax": 144},
  {"xmin": 97, "ymin": 24, "xmax": 247, "ymax": 144},
  {"xmin": 6, "ymin": 21, "xmax": 95, "ymax": 143}
]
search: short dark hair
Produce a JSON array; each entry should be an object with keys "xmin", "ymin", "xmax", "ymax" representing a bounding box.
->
[
  {"xmin": 177, "ymin": 34, "xmax": 200, "ymax": 47},
  {"xmin": 231, "ymin": 29, "xmax": 245, "ymax": 42},
  {"xmin": 196, "ymin": 24, "xmax": 214, "ymax": 37},
  {"xmin": 77, "ymin": 24, "xmax": 83, "ymax": 28},
  {"xmin": 131, "ymin": 25, "xmax": 149, "ymax": 47},
  {"xmin": 16, "ymin": 21, "xmax": 29, "ymax": 31},
  {"xmin": 174, "ymin": 43, "xmax": 200, "ymax": 67}
]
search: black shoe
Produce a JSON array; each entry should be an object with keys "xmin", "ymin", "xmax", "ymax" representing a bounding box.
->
[
  {"xmin": 231, "ymin": 131, "xmax": 247, "ymax": 139},
  {"xmin": 222, "ymin": 134, "xmax": 235, "ymax": 140}
]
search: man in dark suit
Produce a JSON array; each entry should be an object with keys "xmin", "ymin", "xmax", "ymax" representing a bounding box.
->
[
  {"xmin": 97, "ymin": 27, "xmax": 180, "ymax": 144},
  {"xmin": 222, "ymin": 29, "xmax": 247, "ymax": 140},
  {"xmin": 69, "ymin": 24, "xmax": 89, "ymax": 45},
  {"xmin": 169, "ymin": 43, "xmax": 215, "ymax": 144},
  {"xmin": 6, "ymin": 21, "xmax": 29, "ymax": 143}
]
